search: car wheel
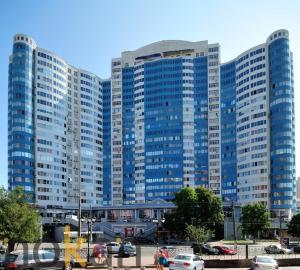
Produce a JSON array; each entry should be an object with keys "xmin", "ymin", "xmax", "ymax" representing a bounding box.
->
[{"xmin": 280, "ymin": 251, "xmax": 284, "ymax": 254}]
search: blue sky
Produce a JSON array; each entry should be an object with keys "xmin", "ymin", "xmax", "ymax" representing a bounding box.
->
[{"xmin": 0, "ymin": 0, "xmax": 299, "ymax": 187}]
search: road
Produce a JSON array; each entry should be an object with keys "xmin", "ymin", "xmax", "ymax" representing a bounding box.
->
[{"xmin": 73, "ymin": 266, "xmax": 300, "ymax": 270}]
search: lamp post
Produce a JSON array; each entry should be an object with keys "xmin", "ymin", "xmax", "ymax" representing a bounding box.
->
[
  {"xmin": 68, "ymin": 177, "xmax": 82, "ymax": 238},
  {"xmin": 82, "ymin": 209, "xmax": 96, "ymax": 264},
  {"xmin": 152, "ymin": 217, "xmax": 165, "ymax": 246},
  {"xmin": 225, "ymin": 197, "xmax": 237, "ymax": 251}
]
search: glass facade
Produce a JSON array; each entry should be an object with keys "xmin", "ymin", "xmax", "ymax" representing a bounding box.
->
[
  {"xmin": 8, "ymin": 31, "xmax": 295, "ymax": 216},
  {"xmin": 122, "ymin": 67, "xmax": 135, "ymax": 204},
  {"xmin": 103, "ymin": 79, "xmax": 112, "ymax": 205},
  {"xmin": 220, "ymin": 61, "xmax": 237, "ymax": 202},
  {"xmin": 8, "ymin": 37, "xmax": 35, "ymax": 200},
  {"xmin": 194, "ymin": 56, "xmax": 208, "ymax": 188},
  {"xmin": 268, "ymin": 32, "xmax": 296, "ymax": 213},
  {"xmin": 144, "ymin": 58, "xmax": 185, "ymax": 201}
]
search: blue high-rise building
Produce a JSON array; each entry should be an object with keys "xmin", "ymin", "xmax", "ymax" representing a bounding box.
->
[
  {"xmin": 8, "ymin": 35, "xmax": 36, "ymax": 200},
  {"xmin": 109, "ymin": 41, "xmax": 222, "ymax": 205},
  {"xmin": 8, "ymin": 30, "xmax": 295, "ymax": 218},
  {"xmin": 8, "ymin": 34, "xmax": 103, "ymax": 209},
  {"xmin": 219, "ymin": 30, "xmax": 295, "ymax": 217}
]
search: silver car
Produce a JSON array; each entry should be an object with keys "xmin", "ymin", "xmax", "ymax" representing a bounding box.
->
[
  {"xmin": 250, "ymin": 256, "xmax": 279, "ymax": 270},
  {"xmin": 169, "ymin": 254, "xmax": 204, "ymax": 270},
  {"xmin": 264, "ymin": 244, "xmax": 292, "ymax": 254},
  {"xmin": 3, "ymin": 250, "xmax": 72, "ymax": 270},
  {"xmin": 106, "ymin": 242, "xmax": 120, "ymax": 254}
]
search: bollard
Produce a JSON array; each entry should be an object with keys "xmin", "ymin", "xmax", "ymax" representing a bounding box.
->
[{"xmin": 246, "ymin": 244, "xmax": 249, "ymax": 259}]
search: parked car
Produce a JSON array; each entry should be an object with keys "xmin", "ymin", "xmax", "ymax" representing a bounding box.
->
[
  {"xmin": 292, "ymin": 244, "xmax": 300, "ymax": 253},
  {"xmin": 3, "ymin": 250, "xmax": 73, "ymax": 270},
  {"xmin": 250, "ymin": 255, "xmax": 279, "ymax": 270},
  {"xmin": 166, "ymin": 239, "xmax": 184, "ymax": 245},
  {"xmin": 213, "ymin": 246, "xmax": 237, "ymax": 255},
  {"xmin": 122, "ymin": 241, "xmax": 133, "ymax": 246},
  {"xmin": 169, "ymin": 254, "xmax": 204, "ymax": 270},
  {"xmin": 264, "ymin": 244, "xmax": 293, "ymax": 254},
  {"xmin": 121, "ymin": 241, "xmax": 136, "ymax": 250},
  {"xmin": 191, "ymin": 244, "xmax": 219, "ymax": 255},
  {"xmin": 133, "ymin": 237, "xmax": 154, "ymax": 245},
  {"xmin": 106, "ymin": 242, "xmax": 120, "ymax": 254},
  {"xmin": 118, "ymin": 245, "xmax": 136, "ymax": 257},
  {"xmin": 0, "ymin": 253, "xmax": 5, "ymax": 270}
]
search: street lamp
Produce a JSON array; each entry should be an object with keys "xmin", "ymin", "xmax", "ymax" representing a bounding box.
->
[
  {"xmin": 152, "ymin": 217, "xmax": 165, "ymax": 245},
  {"xmin": 82, "ymin": 209, "xmax": 96, "ymax": 264},
  {"xmin": 225, "ymin": 197, "xmax": 237, "ymax": 251},
  {"xmin": 68, "ymin": 177, "xmax": 82, "ymax": 238}
]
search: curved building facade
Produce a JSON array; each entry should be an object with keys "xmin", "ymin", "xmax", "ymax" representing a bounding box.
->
[
  {"xmin": 268, "ymin": 30, "xmax": 295, "ymax": 215},
  {"xmin": 220, "ymin": 30, "xmax": 295, "ymax": 217},
  {"xmin": 8, "ymin": 34, "xmax": 103, "ymax": 210},
  {"xmin": 8, "ymin": 34, "xmax": 36, "ymax": 199},
  {"xmin": 8, "ymin": 30, "xmax": 295, "ymax": 217}
]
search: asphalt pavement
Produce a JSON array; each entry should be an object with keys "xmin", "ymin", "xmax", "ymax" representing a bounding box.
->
[{"xmin": 73, "ymin": 266, "xmax": 300, "ymax": 270}]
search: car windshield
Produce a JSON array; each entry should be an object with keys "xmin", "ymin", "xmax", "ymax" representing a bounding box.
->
[
  {"xmin": 257, "ymin": 257, "xmax": 275, "ymax": 263},
  {"xmin": 175, "ymin": 255, "xmax": 191, "ymax": 260}
]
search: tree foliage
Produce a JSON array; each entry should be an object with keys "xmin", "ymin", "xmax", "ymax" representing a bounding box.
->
[
  {"xmin": 287, "ymin": 213, "xmax": 300, "ymax": 240},
  {"xmin": 185, "ymin": 225, "xmax": 208, "ymax": 244},
  {"xmin": 0, "ymin": 187, "xmax": 41, "ymax": 251},
  {"xmin": 164, "ymin": 187, "xmax": 224, "ymax": 235},
  {"xmin": 240, "ymin": 203, "xmax": 270, "ymax": 240}
]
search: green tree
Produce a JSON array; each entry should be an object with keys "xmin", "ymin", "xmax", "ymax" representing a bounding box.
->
[
  {"xmin": 0, "ymin": 187, "xmax": 41, "ymax": 252},
  {"xmin": 194, "ymin": 187, "xmax": 224, "ymax": 231},
  {"xmin": 287, "ymin": 213, "xmax": 300, "ymax": 243},
  {"xmin": 240, "ymin": 203, "xmax": 270, "ymax": 243},
  {"xmin": 185, "ymin": 224, "xmax": 208, "ymax": 244},
  {"xmin": 164, "ymin": 187, "xmax": 224, "ymax": 237}
]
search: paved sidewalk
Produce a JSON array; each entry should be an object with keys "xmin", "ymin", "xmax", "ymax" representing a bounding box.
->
[{"xmin": 75, "ymin": 268, "xmax": 300, "ymax": 270}]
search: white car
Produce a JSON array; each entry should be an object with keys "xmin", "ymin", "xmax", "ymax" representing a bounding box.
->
[
  {"xmin": 106, "ymin": 242, "xmax": 120, "ymax": 254},
  {"xmin": 250, "ymin": 256, "xmax": 279, "ymax": 270},
  {"xmin": 169, "ymin": 254, "xmax": 204, "ymax": 270}
]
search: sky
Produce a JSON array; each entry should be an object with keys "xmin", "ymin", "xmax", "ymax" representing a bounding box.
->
[{"xmin": 0, "ymin": 0, "xmax": 299, "ymax": 187}]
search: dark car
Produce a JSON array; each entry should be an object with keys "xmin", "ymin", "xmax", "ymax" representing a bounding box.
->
[
  {"xmin": 4, "ymin": 250, "xmax": 73, "ymax": 270},
  {"xmin": 191, "ymin": 244, "xmax": 219, "ymax": 255},
  {"xmin": 133, "ymin": 237, "xmax": 154, "ymax": 245},
  {"xmin": 292, "ymin": 245, "xmax": 300, "ymax": 253},
  {"xmin": 0, "ymin": 252, "xmax": 5, "ymax": 270},
  {"xmin": 213, "ymin": 246, "xmax": 237, "ymax": 255},
  {"xmin": 166, "ymin": 239, "xmax": 184, "ymax": 245},
  {"xmin": 118, "ymin": 245, "xmax": 136, "ymax": 257}
]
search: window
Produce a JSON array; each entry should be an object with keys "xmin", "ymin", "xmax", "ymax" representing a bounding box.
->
[{"xmin": 43, "ymin": 252, "xmax": 55, "ymax": 260}]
